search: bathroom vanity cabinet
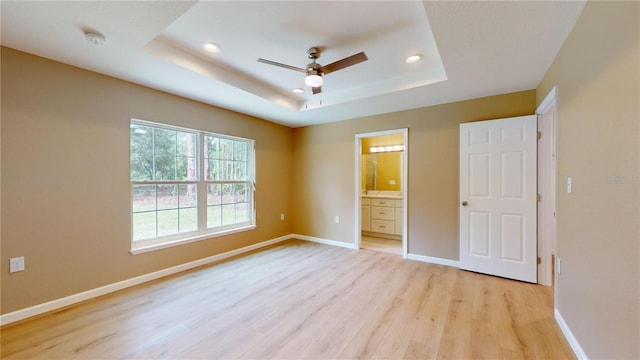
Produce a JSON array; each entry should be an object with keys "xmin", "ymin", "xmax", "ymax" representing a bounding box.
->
[{"xmin": 361, "ymin": 196, "xmax": 402, "ymax": 237}]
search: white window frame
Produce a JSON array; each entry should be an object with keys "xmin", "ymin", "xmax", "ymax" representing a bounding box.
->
[
  {"xmin": 130, "ymin": 119, "xmax": 256, "ymax": 254},
  {"xmin": 203, "ymin": 133, "xmax": 256, "ymax": 232}
]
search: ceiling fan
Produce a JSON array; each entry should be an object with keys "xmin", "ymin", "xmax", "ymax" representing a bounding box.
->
[{"xmin": 257, "ymin": 47, "xmax": 368, "ymax": 94}]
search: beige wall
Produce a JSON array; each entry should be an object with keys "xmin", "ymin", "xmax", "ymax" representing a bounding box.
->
[
  {"xmin": 536, "ymin": 2, "xmax": 639, "ymax": 358},
  {"xmin": 1, "ymin": 48, "xmax": 293, "ymax": 314},
  {"xmin": 292, "ymin": 90, "xmax": 535, "ymax": 259}
]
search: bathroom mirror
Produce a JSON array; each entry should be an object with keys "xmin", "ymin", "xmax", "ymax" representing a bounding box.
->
[
  {"xmin": 361, "ymin": 133, "xmax": 404, "ymax": 192},
  {"xmin": 362, "ymin": 152, "xmax": 402, "ymax": 191}
]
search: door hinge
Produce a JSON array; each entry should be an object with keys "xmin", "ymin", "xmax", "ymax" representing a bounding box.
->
[
  {"xmin": 537, "ymin": 131, "xmax": 542, "ymax": 140},
  {"xmin": 537, "ymin": 256, "xmax": 541, "ymax": 265},
  {"xmin": 537, "ymin": 194, "xmax": 542, "ymax": 202}
]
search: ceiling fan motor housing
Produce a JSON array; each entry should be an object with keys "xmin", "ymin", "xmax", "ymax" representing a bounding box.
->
[{"xmin": 306, "ymin": 61, "xmax": 322, "ymax": 76}]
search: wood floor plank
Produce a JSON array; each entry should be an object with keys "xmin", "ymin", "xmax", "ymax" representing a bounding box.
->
[{"xmin": 1, "ymin": 240, "xmax": 575, "ymax": 359}]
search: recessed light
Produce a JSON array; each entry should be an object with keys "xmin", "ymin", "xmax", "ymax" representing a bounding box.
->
[
  {"xmin": 201, "ymin": 42, "xmax": 221, "ymax": 53},
  {"xmin": 292, "ymin": 88, "xmax": 304, "ymax": 94},
  {"xmin": 85, "ymin": 32, "xmax": 107, "ymax": 46},
  {"xmin": 405, "ymin": 54, "xmax": 423, "ymax": 63}
]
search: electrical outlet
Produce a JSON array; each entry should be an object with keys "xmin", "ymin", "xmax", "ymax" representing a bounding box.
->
[
  {"xmin": 334, "ymin": 216, "xmax": 340, "ymax": 224},
  {"xmin": 280, "ymin": 213, "xmax": 285, "ymax": 221},
  {"xmin": 10, "ymin": 257, "xmax": 25, "ymax": 273}
]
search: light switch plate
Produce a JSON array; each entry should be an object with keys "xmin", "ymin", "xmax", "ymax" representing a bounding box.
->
[
  {"xmin": 567, "ymin": 177, "xmax": 572, "ymax": 194},
  {"xmin": 556, "ymin": 258, "xmax": 562, "ymax": 275}
]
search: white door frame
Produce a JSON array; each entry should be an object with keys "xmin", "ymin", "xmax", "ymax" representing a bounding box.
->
[
  {"xmin": 536, "ymin": 87, "xmax": 558, "ymax": 286},
  {"xmin": 354, "ymin": 128, "xmax": 408, "ymax": 258}
]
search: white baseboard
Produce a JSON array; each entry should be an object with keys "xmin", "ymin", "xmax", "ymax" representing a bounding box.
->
[
  {"xmin": 0, "ymin": 235, "xmax": 291, "ymax": 326},
  {"xmin": 555, "ymin": 308, "xmax": 588, "ymax": 359},
  {"xmin": 407, "ymin": 253, "xmax": 460, "ymax": 268},
  {"xmin": 291, "ymin": 234, "xmax": 358, "ymax": 250}
]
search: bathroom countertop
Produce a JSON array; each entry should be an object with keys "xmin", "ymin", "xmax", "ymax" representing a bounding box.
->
[{"xmin": 361, "ymin": 192, "xmax": 403, "ymax": 200}]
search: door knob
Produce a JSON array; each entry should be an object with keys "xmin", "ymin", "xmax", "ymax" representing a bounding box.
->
[{"xmin": 461, "ymin": 201, "xmax": 468, "ymax": 206}]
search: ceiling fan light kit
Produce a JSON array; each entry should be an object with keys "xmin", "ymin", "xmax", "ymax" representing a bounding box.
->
[
  {"xmin": 258, "ymin": 47, "xmax": 368, "ymax": 94},
  {"xmin": 305, "ymin": 73, "xmax": 323, "ymax": 87}
]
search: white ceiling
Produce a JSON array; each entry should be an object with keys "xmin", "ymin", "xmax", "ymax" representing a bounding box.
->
[{"xmin": 0, "ymin": 1, "xmax": 586, "ymax": 128}]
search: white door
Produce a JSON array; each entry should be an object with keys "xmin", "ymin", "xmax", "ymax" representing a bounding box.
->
[{"xmin": 459, "ymin": 115, "xmax": 537, "ymax": 283}]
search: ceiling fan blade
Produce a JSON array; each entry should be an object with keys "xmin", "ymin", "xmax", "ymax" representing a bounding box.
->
[
  {"xmin": 312, "ymin": 86, "xmax": 322, "ymax": 95},
  {"xmin": 321, "ymin": 52, "xmax": 368, "ymax": 75},
  {"xmin": 257, "ymin": 58, "xmax": 306, "ymax": 73}
]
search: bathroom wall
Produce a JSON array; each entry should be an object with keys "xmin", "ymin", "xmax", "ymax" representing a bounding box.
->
[{"xmin": 361, "ymin": 134, "xmax": 404, "ymax": 191}]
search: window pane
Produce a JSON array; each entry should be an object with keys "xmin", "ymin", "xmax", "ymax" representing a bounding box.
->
[
  {"xmin": 133, "ymin": 212, "xmax": 156, "ymax": 241},
  {"xmin": 157, "ymin": 209, "xmax": 179, "ymax": 237},
  {"xmin": 207, "ymin": 184, "xmax": 222, "ymax": 205},
  {"xmin": 132, "ymin": 185, "xmax": 156, "ymax": 212},
  {"xmin": 206, "ymin": 159, "xmax": 220, "ymax": 181},
  {"xmin": 130, "ymin": 125, "xmax": 154, "ymax": 181},
  {"xmin": 235, "ymin": 203, "xmax": 250, "ymax": 223},
  {"xmin": 179, "ymin": 208, "xmax": 197, "ymax": 233},
  {"xmin": 207, "ymin": 205, "xmax": 222, "ymax": 228},
  {"xmin": 154, "ymin": 128, "xmax": 177, "ymax": 157},
  {"xmin": 177, "ymin": 156, "xmax": 197, "ymax": 181},
  {"xmin": 154, "ymin": 155, "xmax": 176, "ymax": 180},
  {"xmin": 234, "ymin": 161, "xmax": 247, "ymax": 181},
  {"xmin": 179, "ymin": 184, "xmax": 197, "ymax": 208},
  {"xmin": 177, "ymin": 132, "xmax": 197, "ymax": 157},
  {"xmin": 220, "ymin": 139, "xmax": 233, "ymax": 160},
  {"xmin": 130, "ymin": 154, "xmax": 153, "ymax": 181},
  {"xmin": 207, "ymin": 136, "xmax": 220, "ymax": 159},
  {"xmin": 222, "ymin": 160, "xmax": 233, "ymax": 180},
  {"xmin": 221, "ymin": 184, "xmax": 234, "ymax": 204},
  {"xmin": 234, "ymin": 141, "xmax": 247, "ymax": 161},
  {"xmin": 205, "ymin": 136, "xmax": 251, "ymax": 182},
  {"xmin": 234, "ymin": 183, "xmax": 248, "ymax": 202},
  {"xmin": 157, "ymin": 184, "xmax": 178, "ymax": 210},
  {"xmin": 176, "ymin": 132, "xmax": 197, "ymax": 181},
  {"xmin": 221, "ymin": 204, "xmax": 236, "ymax": 225}
]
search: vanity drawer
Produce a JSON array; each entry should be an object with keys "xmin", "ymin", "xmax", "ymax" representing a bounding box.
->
[
  {"xmin": 371, "ymin": 219, "xmax": 394, "ymax": 234},
  {"xmin": 371, "ymin": 206, "xmax": 394, "ymax": 220},
  {"xmin": 371, "ymin": 198, "xmax": 394, "ymax": 207}
]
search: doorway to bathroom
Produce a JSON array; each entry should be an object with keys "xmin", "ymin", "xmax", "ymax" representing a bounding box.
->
[{"xmin": 355, "ymin": 128, "xmax": 408, "ymax": 257}]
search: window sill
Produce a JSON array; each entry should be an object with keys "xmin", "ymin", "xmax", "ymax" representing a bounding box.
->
[{"xmin": 130, "ymin": 225, "xmax": 257, "ymax": 255}]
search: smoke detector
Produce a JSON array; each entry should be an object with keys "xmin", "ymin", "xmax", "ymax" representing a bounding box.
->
[{"xmin": 84, "ymin": 32, "xmax": 107, "ymax": 45}]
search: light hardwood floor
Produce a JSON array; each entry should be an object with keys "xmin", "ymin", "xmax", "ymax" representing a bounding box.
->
[
  {"xmin": 1, "ymin": 240, "xmax": 575, "ymax": 359},
  {"xmin": 361, "ymin": 235, "xmax": 402, "ymax": 255}
]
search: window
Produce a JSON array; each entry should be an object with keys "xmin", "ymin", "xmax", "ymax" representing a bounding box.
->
[
  {"xmin": 130, "ymin": 120, "xmax": 255, "ymax": 252},
  {"xmin": 205, "ymin": 136, "xmax": 252, "ymax": 228}
]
